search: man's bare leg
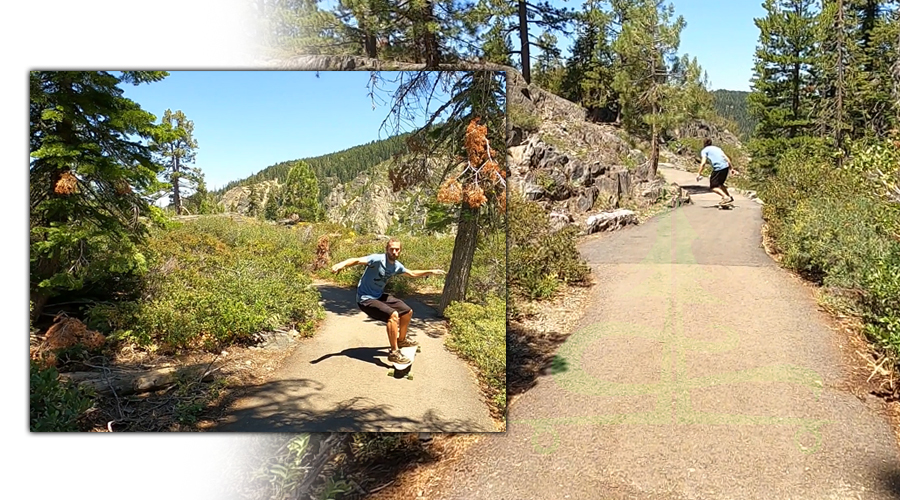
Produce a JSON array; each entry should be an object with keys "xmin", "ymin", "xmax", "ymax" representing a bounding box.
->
[
  {"xmin": 386, "ymin": 311, "xmax": 400, "ymax": 350},
  {"xmin": 712, "ymin": 186, "xmax": 731, "ymax": 202},
  {"xmin": 398, "ymin": 309, "xmax": 413, "ymax": 341}
]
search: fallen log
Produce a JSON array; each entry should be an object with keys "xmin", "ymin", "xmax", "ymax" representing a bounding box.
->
[{"xmin": 59, "ymin": 365, "xmax": 215, "ymax": 396}]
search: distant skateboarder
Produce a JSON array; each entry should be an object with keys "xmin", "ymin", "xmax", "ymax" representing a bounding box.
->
[
  {"xmin": 696, "ymin": 138, "xmax": 735, "ymax": 205},
  {"xmin": 331, "ymin": 238, "xmax": 446, "ymax": 364}
]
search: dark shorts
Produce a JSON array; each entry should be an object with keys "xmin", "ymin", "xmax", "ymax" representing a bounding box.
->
[
  {"xmin": 710, "ymin": 167, "xmax": 730, "ymax": 189},
  {"xmin": 358, "ymin": 294, "xmax": 412, "ymax": 322}
]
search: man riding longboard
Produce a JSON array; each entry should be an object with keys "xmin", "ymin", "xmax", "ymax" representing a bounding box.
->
[
  {"xmin": 696, "ymin": 138, "xmax": 735, "ymax": 207},
  {"xmin": 331, "ymin": 238, "xmax": 445, "ymax": 365}
]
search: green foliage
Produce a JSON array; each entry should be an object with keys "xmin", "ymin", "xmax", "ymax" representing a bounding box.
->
[
  {"xmin": 30, "ymin": 71, "xmax": 167, "ymax": 317},
  {"xmin": 279, "ymin": 161, "xmax": 322, "ymax": 222},
  {"xmin": 863, "ymin": 244, "xmax": 900, "ymax": 348},
  {"xmin": 30, "ymin": 361, "xmax": 94, "ymax": 432},
  {"xmin": 443, "ymin": 295, "xmax": 507, "ymax": 415},
  {"xmin": 747, "ymin": 0, "xmax": 821, "ymax": 177},
  {"xmin": 152, "ymin": 109, "xmax": 200, "ymax": 215},
  {"xmin": 86, "ymin": 217, "xmax": 325, "ymax": 351},
  {"xmin": 244, "ymin": 434, "xmax": 312, "ymax": 500},
  {"xmin": 508, "ymin": 190, "xmax": 590, "ymax": 301},
  {"xmin": 759, "ymin": 138, "xmax": 900, "ymax": 354},
  {"xmin": 611, "ymin": 0, "xmax": 686, "ymax": 133}
]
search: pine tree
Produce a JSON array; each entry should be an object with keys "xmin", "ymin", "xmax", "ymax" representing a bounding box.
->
[
  {"xmin": 152, "ymin": 109, "xmax": 199, "ymax": 215},
  {"xmin": 264, "ymin": 185, "xmax": 281, "ymax": 220},
  {"xmin": 281, "ymin": 160, "xmax": 322, "ymax": 221},
  {"xmin": 849, "ymin": 0, "xmax": 900, "ymax": 136},
  {"xmin": 29, "ymin": 71, "xmax": 168, "ymax": 319},
  {"xmin": 748, "ymin": 0, "xmax": 821, "ymax": 180},
  {"xmin": 612, "ymin": 0, "xmax": 685, "ymax": 178},
  {"xmin": 560, "ymin": 1, "xmax": 618, "ymax": 121},
  {"xmin": 247, "ymin": 185, "xmax": 260, "ymax": 217}
]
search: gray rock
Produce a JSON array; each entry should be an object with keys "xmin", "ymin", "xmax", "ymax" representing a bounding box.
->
[
  {"xmin": 548, "ymin": 212, "xmax": 572, "ymax": 232},
  {"xmin": 508, "ymin": 145, "xmax": 527, "ymax": 167},
  {"xmin": 524, "ymin": 182, "xmax": 544, "ymax": 201},
  {"xmin": 585, "ymin": 209, "xmax": 638, "ymax": 234},
  {"xmin": 574, "ymin": 189, "xmax": 595, "ymax": 213}
]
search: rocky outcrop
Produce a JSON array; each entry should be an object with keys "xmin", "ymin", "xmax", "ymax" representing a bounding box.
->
[
  {"xmin": 219, "ymin": 180, "xmax": 280, "ymax": 214},
  {"xmin": 507, "ymin": 71, "xmax": 693, "ymax": 233},
  {"xmin": 323, "ymin": 165, "xmax": 431, "ymax": 235}
]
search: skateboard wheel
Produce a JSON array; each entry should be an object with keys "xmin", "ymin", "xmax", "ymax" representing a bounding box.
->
[
  {"xmin": 387, "ymin": 370, "xmax": 394, "ymax": 377},
  {"xmin": 407, "ymin": 374, "xmax": 414, "ymax": 380}
]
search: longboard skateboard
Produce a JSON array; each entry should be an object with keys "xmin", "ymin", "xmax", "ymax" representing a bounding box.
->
[{"xmin": 387, "ymin": 345, "xmax": 420, "ymax": 380}]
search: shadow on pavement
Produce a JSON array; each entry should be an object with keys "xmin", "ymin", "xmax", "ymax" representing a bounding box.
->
[
  {"xmin": 508, "ymin": 319, "xmax": 574, "ymax": 398},
  {"xmin": 876, "ymin": 467, "xmax": 900, "ymax": 499},
  {"xmin": 211, "ymin": 379, "xmax": 484, "ymax": 432},
  {"xmin": 679, "ymin": 184, "xmax": 714, "ymax": 195},
  {"xmin": 315, "ymin": 284, "xmax": 364, "ymax": 317},
  {"xmin": 310, "ymin": 346, "xmax": 392, "ymax": 369}
]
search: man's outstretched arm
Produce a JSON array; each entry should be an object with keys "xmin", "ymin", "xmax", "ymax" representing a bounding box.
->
[
  {"xmin": 403, "ymin": 269, "xmax": 446, "ymax": 278},
  {"xmin": 331, "ymin": 257, "xmax": 368, "ymax": 273}
]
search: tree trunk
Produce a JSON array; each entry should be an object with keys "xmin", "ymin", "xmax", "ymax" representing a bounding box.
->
[
  {"xmin": 173, "ymin": 155, "xmax": 182, "ymax": 215},
  {"xmin": 649, "ymin": 49, "xmax": 659, "ymax": 179},
  {"xmin": 361, "ymin": 17, "xmax": 377, "ymax": 57},
  {"xmin": 59, "ymin": 365, "xmax": 215, "ymax": 396},
  {"xmin": 650, "ymin": 106, "xmax": 659, "ymax": 179},
  {"xmin": 835, "ymin": 0, "xmax": 845, "ymax": 167},
  {"xmin": 518, "ymin": 0, "xmax": 531, "ymax": 83},
  {"xmin": 423, "ymin": 1, "xmax": 440, "ymax": 69},
  {"xmin": 438, "ymin": 204, "xmax": 479, "ymax": 316}
]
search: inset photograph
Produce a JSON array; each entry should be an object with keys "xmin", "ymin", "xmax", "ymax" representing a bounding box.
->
[{"xmin": 29, "ymin": 70, "xmax": 507, "ymax": 432}]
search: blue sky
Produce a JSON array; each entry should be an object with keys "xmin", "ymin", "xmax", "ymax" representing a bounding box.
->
[
  {"xmin": 121, "ymin": 71, "xmax": 453, "ymax": 192},
  {"xmin": 547, "ymin": 0, "xmax": 767, "ymax": 91},
  {"xmin": 117, "ymin": 2, "xmax": 766, "ymax": 197}
]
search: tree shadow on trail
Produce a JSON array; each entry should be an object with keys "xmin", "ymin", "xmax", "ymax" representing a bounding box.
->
[
  {"xmin": 508, "ymin": 319, "xmax": 573, "ymax": 398},
  {"xmin": 310, "ymin": 346, "xmax": 392, "ymax": 369}
]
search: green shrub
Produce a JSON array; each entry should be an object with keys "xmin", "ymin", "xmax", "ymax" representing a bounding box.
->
[
  {"xmin": 87, "ymin": 217, "xmax": 324, "ymax": 351},
  {"xmin": 443, "ymin": 295, "xmax": 506, "ymax": 415},
  {"xmin": 863, "ymin": 243, "xmax": 900, "ymax": 350},
  {"xmin": 30, "ymin": 361, "xmax": 94, "ymax": 432},
  {"xmin": 509, "ymin": 191, "xmax": 590, "ymax": 301},
  {"xmin": 759, "ymin": 138, "xmax": 900, "ymax": 358}
]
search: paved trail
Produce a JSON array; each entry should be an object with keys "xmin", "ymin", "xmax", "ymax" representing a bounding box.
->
[
  {"xmin": 433, "ymin": 168, "xmax": 900, "ymax": 499},
  {"xmin": 213, "ymin": 283, "xmax": 496, "ymax": 432}
]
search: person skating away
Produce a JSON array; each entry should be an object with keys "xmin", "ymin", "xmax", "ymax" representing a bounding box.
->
[
  {"xmin": 695, "ymin": 138, "xmax": 735, "ymax": 205},
  {"xmin": 331, "ymin": 238, "xmax": 446, "ymax": 364}
]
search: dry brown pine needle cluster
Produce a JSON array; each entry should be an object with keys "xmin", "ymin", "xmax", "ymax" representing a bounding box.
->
[
  {"xmin": 31, "ymin": 315, "xmax": 106, "ymax": 368},
  {"xmin": 54, "ymin": 171, "xmax": 78, "ymax": 195},
  {"xmin": 437, "ymin": 118, "xmax": 506, "ymax": 210}
]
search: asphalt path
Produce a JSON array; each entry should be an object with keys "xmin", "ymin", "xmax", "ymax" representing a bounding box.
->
[
  {"xmin": 213, "ymin": 283, "xmax": 496, "ymax": 432},
  {"xmin": 430, "ymin": 167, "xmax": 900, "ymax": 499}
]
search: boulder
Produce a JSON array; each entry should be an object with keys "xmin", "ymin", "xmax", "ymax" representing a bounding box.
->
[{"xmin": 585, "ymin": 209, "xmax": 638, "ymax": 234}]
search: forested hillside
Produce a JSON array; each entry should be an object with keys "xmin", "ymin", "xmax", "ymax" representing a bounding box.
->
[
  {"xmin": 214, "ymin": 132, "xmax": 411, "ymax": 200},
  {"xmin": 712, "ymin": 90, "xmax": 753, "ymax": 139}
]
